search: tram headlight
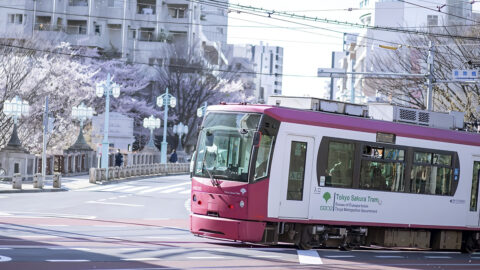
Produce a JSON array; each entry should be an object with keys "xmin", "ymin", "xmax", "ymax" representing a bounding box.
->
[{"xmin": 239, "ymin": 201, "xmax": 245, "ymax": 208}]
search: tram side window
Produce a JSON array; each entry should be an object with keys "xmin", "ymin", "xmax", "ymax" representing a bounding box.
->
[
  {"xmin": 469, "ymin": 161, "xmax": 480, "ymax": 211},
  {"xmin": 360, "ymin": 146, "xmax": 405, "ymax": 192},
  {"xmin": 254, "ymin": 135, "xmax": 274, "ymax": 180},
  {"xmin": 326, "ymin": 141, "xmax": 354, "ymax": 188},
  {"xmin": 410, "ymin": 152, "xmax": 452, "ymax": 195}
]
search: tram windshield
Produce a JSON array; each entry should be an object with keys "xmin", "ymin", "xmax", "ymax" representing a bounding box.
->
[{"xmin": 194, "ymin": 112, "xmax": 261, "ymax": 182}]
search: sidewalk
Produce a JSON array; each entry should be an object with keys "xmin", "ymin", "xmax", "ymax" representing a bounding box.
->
[{"xmin": 0, "ymin": 175, "xmax": 93, "ymax": 193}]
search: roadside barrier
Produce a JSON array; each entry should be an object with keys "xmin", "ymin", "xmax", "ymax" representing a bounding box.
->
[{"xmin": 88, "ymin": 163, "xmax": 190, "ymax": 183}]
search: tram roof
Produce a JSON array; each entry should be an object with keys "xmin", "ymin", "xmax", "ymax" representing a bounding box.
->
[{"xmin": 208, "ymin": 104, "xmax": 480, "ymax": 147}]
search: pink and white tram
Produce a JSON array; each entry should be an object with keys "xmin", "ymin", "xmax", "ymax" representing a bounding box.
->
[{"xmin": 190, "ymin": 102, "xmax": 480, "ymax": 251}]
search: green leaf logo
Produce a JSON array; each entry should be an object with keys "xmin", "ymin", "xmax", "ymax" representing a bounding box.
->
[{"xmin": 323, "ymin": 192, "xmax": 331, "ymax": 203}]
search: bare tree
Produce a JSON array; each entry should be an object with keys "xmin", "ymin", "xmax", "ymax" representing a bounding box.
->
[{"xmin": 364, "ymin": 26, "xmax": 480, "ymax": 124}]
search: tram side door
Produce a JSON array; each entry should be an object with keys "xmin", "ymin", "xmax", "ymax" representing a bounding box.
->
[
  {"xmin": 467, "ymin": 157, "xmax": 480, "ymax": 227},
  {"xmin": 278, "ymin": 135, "xmax": 315, "ymax": 219}
]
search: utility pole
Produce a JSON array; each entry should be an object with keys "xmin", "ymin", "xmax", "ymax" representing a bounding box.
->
[
  {"xmin": 426, "ymin": 41, "xmax": 435, "ymax": 111},
  {"xmin": 42, "ymin": 96, "xmax": 49, "ymax": 186},
  {"xmin": 329, "ymin": 52, "xmax": 335, "ymax": 100}
]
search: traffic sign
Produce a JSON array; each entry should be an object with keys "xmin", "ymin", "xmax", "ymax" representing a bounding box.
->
[
  {"xmin": 317, "ymin": 68, "xmax": 347, "ymax": 78},
  {"xmin": 452, "ymin": 69, "xmax": 479, "ymax": 81}
]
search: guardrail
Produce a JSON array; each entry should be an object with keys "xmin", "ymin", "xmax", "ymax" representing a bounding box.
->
[{"xmin": 89, "ymin": 163, "xmax": 190, "ymax": 183}]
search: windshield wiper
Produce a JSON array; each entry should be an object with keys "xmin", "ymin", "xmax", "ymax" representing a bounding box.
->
[{"xmin": 202, "ymin": 155, "xmax": 220, "ymax": 187}]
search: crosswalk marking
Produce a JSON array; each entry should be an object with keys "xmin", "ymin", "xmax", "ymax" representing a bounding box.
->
[
  {"xmin": 160, "ymin": 187, "xmax": 184, "ymax": 193},
  {"xmin": 103, "ymin": 185, "xmax": 137, "ymax": 192},
  {"xmin": 138, "ymin": 182, "xmax": 190, "ymax": 194},
  {"xmin": 120, "ymin": 186, "xmax": 151, "ymax": 192},
  {"xmin": 297, "ymin": 250, "xmax": 323, "ymax": 265}
]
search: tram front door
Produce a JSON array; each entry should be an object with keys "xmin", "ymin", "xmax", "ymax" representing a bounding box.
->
[{"xmin": 278, "ymin": 135, "xmax": 315, "ymax": 219}]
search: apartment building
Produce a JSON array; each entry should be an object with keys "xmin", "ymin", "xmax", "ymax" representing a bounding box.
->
[
  {"xmin": 0, "ymin": 0, "xmax": 227, "ymax": 66},
  {"xmin": 330, "ymin": 0, "xmax": 473, "ymax": 104},
  {"xmin": 228, "ymin": 42, "xmax": 283, "ymax": 104}
]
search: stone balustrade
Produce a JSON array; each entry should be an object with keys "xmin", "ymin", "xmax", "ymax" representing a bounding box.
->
[{"xmin": 88, "ymin": 163, "xmax": 190, "ymax": 183}]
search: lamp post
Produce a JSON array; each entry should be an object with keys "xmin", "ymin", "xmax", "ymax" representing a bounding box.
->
[
  {"xmin": 3, "ymin": 96, "xmax": 30, "ymax": 150},
  {"xmin": 196, "ymin": 102, "xmax": 208, "ymax": 118},
  {"xmin": 96, "ymin": 74, "xmax": 120, "ymax": 175},
  {"xmin": 72, "ymin": 102, "xmax": 94, "ymax": 129},
  {"xmin": 173, "ymin": 122, "xmax": 188, "ymax": 152},
  {"xmin": 143, "ymin": 115, "xmax": 160, "ymax": 150},
  {"xmin": 156, "ymin": 88, "xmax": 176, "ymax": 164}
]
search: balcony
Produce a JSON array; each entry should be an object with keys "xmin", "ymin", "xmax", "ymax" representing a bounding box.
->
[
  {"xmin": 66, "ymin": 34, "xmax": 104, "ymax": 48},
  {"xmin": 67, "ymin": 0, "xmax": 89, "ymax": 16}
]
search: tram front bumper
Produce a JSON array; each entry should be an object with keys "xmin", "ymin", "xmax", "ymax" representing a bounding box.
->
[{"xmin": 190, "ymin": 214, "xmax": 266, "ymax": 242}]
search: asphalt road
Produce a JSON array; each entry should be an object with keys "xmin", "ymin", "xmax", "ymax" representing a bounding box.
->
[{"xmin": 0, "ymin": 174, "xmax": 479, "ymax": 270}]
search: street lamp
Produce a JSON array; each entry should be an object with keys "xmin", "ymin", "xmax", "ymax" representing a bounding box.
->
[
  {"xmin": 96, "ymin": 73, "xmax": 120, "ymax": 175},
  {"xmin": 173, "ymin": 122, "xmax": 188, "ymax": 152},
  {"xmin": 72, "ymin": 102, "xmax": 94, "ymax": 128},
  {"xmin": 156, "ymin": 87, "xmax": 176, "ymax": 164},
  {"xmin": 143, "ymin": 115, "xmax": 161, "ymax": 150},
  {"xmin": 3, "ymin": 96, "xmax": 30, "ymax": 148},
  {"xmin": 196, "ymin": 102, "xmax": 208, "ymax": 118}
]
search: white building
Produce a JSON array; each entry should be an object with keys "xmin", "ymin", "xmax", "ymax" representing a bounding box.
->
[
  {"xmin": 0, "ymin": 0, "xmax": 227, "ymax": 66},
  {"xmin": 228, "ymin": 42, "xmax": 284, "ymax": 104},
  {"xmin": 91, "ymin": 112, "xmax": 135, "ymax": 152},
  {"xmin": 330, "ymin": 0, "xmax": 473, "ymax": 104}
]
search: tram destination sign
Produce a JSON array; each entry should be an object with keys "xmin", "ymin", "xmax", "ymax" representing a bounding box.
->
[
  {"xmin": 452, "ymin": 69, "xmax": 479, "ymax": 81},
  {"xmin": 376, "ymin": 132, "xmax": 396, "ymax": 144}
]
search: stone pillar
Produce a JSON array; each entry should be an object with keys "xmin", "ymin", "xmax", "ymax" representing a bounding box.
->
[
  {"xmin": 53, "ymin": 173, "xmax": 61, "ymax": 188},
  {"xmin": 12, "ymin": 173, "xmax": 22, "ymax": 189}
]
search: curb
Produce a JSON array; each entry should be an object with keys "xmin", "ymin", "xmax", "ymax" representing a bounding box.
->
[{"xmin": 0, "ymin": 188, "xmax": 68, "ymax": 194}]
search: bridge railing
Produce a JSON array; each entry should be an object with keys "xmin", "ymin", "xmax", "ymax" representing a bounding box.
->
[{"xmin": 89, "ymin": 163, "xmax": 190, "ymax": 183}]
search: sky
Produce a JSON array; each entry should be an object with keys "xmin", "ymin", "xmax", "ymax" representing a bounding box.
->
[
  {"xmin": 226, "ymin": 0, "xmax": 480, "ymax": 98},
  {"xmin": 227, "ymin": 0, "xmax": 360, "ymax": 98}
]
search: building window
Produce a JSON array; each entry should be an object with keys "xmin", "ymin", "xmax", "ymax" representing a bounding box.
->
[
  {"xmin": 8, "ymin": 14, "xmax": 24, "ymax": 24},
  {"xmin": 94, "ymin": 24, "xmax": 101, "ymax": 35},
  {"xmin": 108, "ymin": 0, "xmax": 115, "ymax": 7},
  {"xmin": 69, "ymin": 0, "xmax": 88, "ymax": 6},
  {"xmin": 427, "ymin": 15, "xmax": 438, "ymax": 27},
  {"xmin": 168, "ymin": 5, "xmax": 187, "ymax": 18},
  {"xmin": 137, "ymin": 0, "xmax": 156, "ymax": 14}
]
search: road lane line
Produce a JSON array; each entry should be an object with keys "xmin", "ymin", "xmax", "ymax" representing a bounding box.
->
[
  {"xmin": 0, "ymin": 212, "xmax": 11, "ymax": 216},
  {"xmin": 160, "ymin": 187, "xmax": 184, "ymax": 193},
  {"xmin": 86, "ymin": 201, "xmax": 143, "ymax": 207},
  {"xmin": 375, "ymin": 255, "xmax": 404, "ymax": 258},
  {"xmin": 425, "ymin": 256, "xmax": 452, "ymax": 259},
  {"xmin": 16, "ymin": 235, "xmax": 59, "ymax": 239},
  {"xmin": 122, "ymin": 258, "xmax": 160, "ymax": 261},
  {"xmin": 324, "ymin": 255, "xmax": 355, "ymax": 258},
  {"xmin": 0, "ymin": 248, "xmax": 12, "ymax": 250},
  {"xmin": 0, "ymin": 256, "xmax": 12, "ymax": 262},
  {"xmin": 297, "ymin": 250, "xmax": 323, "ymax": 264},
  {"xmin": 139, "ymin": 182, "xmax": 190, "ymax": 194},
  {"xmin": 46, "ymin": 259, "xmax": 90, "ymax": 262},
  {"xmin": 471, "ymin": 257, "xmax": 480, "ymax": 259},
  {"xmin": 187, "ymin": 256, "xmax": 225, "ymax": 259},
  {"xmin": 252, "ymin": 255, "xmax": 282, "ymax": 258}
]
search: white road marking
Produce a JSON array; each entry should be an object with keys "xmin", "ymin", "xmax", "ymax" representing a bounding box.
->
[
  {"xmin": 145, "ymin": 236, "xmax": 178, "ymax": 239},
  {"xmin": 86, "ymin": 201, "xmax": 143, "ymax": 207},
  {"xmin": 324, "ymin": 255, "xmax": 355, "ymax": 258},
  {"xmin": 122, "ymin": 258, "xmax": 160, "ymax": 261},
  {"xmin": 252, "ymin": 255, "xmax": 282, "ymax": 258},
  {"xmin": 121, "ymin": 186, "xmax": 151, "ymax": 192},
  {"xmin": 425, "ymin": 256, "xmax": 452, "ymax": 259},
  {"xmin": 46, "ymin": 259, "xmax": 90, "ymax": 262},
  {"xmin": 184, "ymin": 199, "xmax": 191, "ymax": 212},
  {"xmin": 0, "ymin": 248, "xmax": 12, "ymax": 250},
  {"xmin": 187, "ymin": 256, "xmax": 225, "ymax": 259},
  {"xmin": 0, "ymin": 196, "xmax": 9, "ymax": 199},
  {"xmin": 160, "ymin": 187, "xmax": 184, "ymax": 193},
  {"xmin": 93, "ymin": 225, "xmax": 126, "ymax": 228},
  {"xmin": 297, "ymin": 250, "xmax": 323, "ymax": 264},
  {"xmin": 17, "ymin": 235, "xmax": 59, "ymax": 239},
  {"xmin": 0, "ymin": 255, "xmax": 12, "ymax": 262},
  {"xmin": 138, "ymin": 182, "xmax": 190, "ymax": 194},
  {"xmin": 179, "ymin": 189, "xmax": 191, "ymax": 194},
  {"xmin": 0, "ymin": 212, "xmax": 11, "ymax": 216},
  {"xmin": 471, "ymin": 256, "xmax": 480, "ymax": 259},
  {"xmin": 375, "ymin": 255, "xmax": 404, "ymax": 258},
  {"xmin": 102, "ymin": 185, "xmax": 137, "ymax": 192}
]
